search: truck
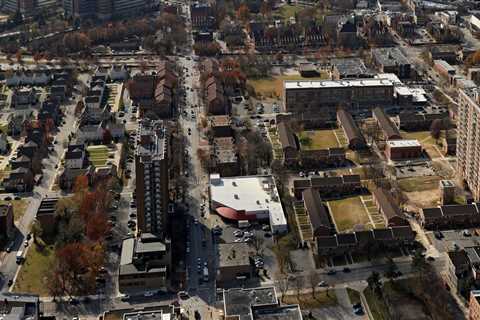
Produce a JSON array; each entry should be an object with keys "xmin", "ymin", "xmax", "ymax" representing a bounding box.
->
[
  {"xmin": 202, "ymin": 266, "xmax": 209, "ymax": 282},
  {"xmin": 238, "ymin": 220, "xmax": 251, "ymax": 229},
  {"xmin": 16, "ymin": 250, "xmax": 24, "ymax": 264}
]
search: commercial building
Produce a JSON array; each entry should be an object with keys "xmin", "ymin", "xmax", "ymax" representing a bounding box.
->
[
  {"xmin": 371, "ymin": 47, "xmax": 411, "ymax": 79},
  {"xmin": 385, "ymin": 140, "xmax": 422, "ymax": 161},
  {"xmin": 118, "ymin": 233, "xmax": 171, "ymax": 293},
  {"xmin": 283, "ymin": 78, "xmax": 394, "ymax": 120},
  {"xmin": 217, "ymin": 243, "xmax": 253, "ymax": 285},
  {"xmin": 209, "ymin": 174, "xmax": 287, "ymax": 234},
  {"xmin": 458, "ymin": 89, "xmax": 480, "ymax": 201},
  {"xmin": 135, "ymin": 120, "xmax": 170, "ymax": 237},
  {"xmin": 0, "ymin": 293, "xmax": 39, "ymax": 320},
  {"xmin": 223, "ymin": 287, "xmax": 302, "ymax": 320}
]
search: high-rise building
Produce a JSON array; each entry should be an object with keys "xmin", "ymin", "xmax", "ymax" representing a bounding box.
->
[
  {"xmin": 63, "ymin": 0, "xmax": 96, "ymax": 19},
  {"xmin": 458, "ymin": 88, "xmax": 480, "ymax": 201},
  {"xmin": 135, "ymin": 120, "xmax": 169, "ymax": 237},
  {"xmin": 63, "ymin": 0, "xmax": 153, "ymax": 20}
]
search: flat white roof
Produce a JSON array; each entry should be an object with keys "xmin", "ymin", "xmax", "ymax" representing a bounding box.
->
[
  {"xmin": 209, "ymin": 174, "xmax": 286, "ymax": 227},
  {"xmin": 284, "ymin": 78, "xmax": 393, "ymax": 90},
  {"xmin": 375, "ymin": 73, "xmax": 402, "ymax": 84},
  {"xmin": 387, "ymin": 139, "xmax": 421, "ymax": 148}
]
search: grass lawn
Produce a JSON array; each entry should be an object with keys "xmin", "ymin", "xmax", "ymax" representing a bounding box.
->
[
  {"xmin": 298, "ymin": 130, "xmax": 340, "ymax": 150},
  {"xmin": 398, "ymin": 176, "xmax": 441, "ymax": 192},
  {"xmin": 328, "ymin": 196, "xmax": 372, "ymax": 232},
  {"xmin": 0, "ymin": 199, "xmax": 29, "ymax": 221},
  {"xmin": 13, "ymin": 239, "xmax": 55, "ymax": 296},
  {"xmin": 364, "ymin": 288, "xmax": 390, "ymax": 320},
  {"xmin": 282, "ymin": 291, "xmax": 337, "ymax": 309},
  {"xmin": 248, "ymin": 74, "xmax": 328, "ymax": 99},
  {"xmin": 87, "ymin": 145, "xmax": 110, "ymax": 166},
  {"xmin": 347, "ymin": 288, "xmax": 361, "ymax": 305}
]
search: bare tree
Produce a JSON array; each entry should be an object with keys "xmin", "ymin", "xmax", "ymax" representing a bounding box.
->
[
  {"xmin": 276, "ymin": 276, "xmax": 289, "ymax": 302},
  {"xmin": 253, "ymin": 236, "xmax": 264, "ymax": 256},
  {"xmin": 308, "ymin": 271, "xmax": 319, "ymax": 297},
  {"xmin": 293, "ymin": 275, "xmax": 304, "ymax": 299}
]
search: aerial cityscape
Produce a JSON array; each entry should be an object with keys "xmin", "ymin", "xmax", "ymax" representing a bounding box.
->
[{"xmin": 1, "ymin": 0, "xmax": 480, "ymax": 319}]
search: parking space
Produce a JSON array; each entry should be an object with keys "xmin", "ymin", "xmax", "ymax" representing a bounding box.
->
[{"xmin": 428, "ymin": 229, "xmax": 480, "ymax": 253}]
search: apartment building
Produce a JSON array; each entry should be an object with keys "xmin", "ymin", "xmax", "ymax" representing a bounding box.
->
[
  {"xmin": 458, "ymin": 89, "xmax": 480, "ymax": 201},
  {"xmin": 283, "ymin": 78, "xmax": 394, "ymax": 120},
  {"xmin": 63, "ymin": 0, "xmax": 153, "ymax": 20},
  {"xmin": 469, "ymin": 290, "xmax": 480, "ymax": 320},
  {"xmin": 135, "ymin": 120, "xmax": 170, "ymax": 237}
]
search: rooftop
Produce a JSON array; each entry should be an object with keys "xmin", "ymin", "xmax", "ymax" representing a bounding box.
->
[
  {"xmin": 218, "ymin": 243, "xmax": 251, "ymax": 268},
  {"xmin": 386, "ymin": 139, "xmax": 421, "ymax": 148},
  {"xmin": 210, "ymin": 174, "xmax": 286, "ymax": 228},
  {"xmin": 372, "ymin": 47, "xmax": 410, "ymax": 67},
  {"xmin": 284, "ymin": 78, "xmax": 393, "ymax": 90},
  {"xmin": 123, "ymin": 309, "xmax": 173, "ymax": 320},
  {"xmin": 224, "ymin": 287, "xmax": 278, "ymax": 320},
  {"xmin": 136, "ymin": 120, "xmax": 167, "ymax": 160},
  {"xmin": 252, "ymin": 305, "xmax": 302, "ymax": 320}
]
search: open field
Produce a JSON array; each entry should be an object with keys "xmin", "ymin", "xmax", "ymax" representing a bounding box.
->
[
  {"xmin": 401, "ymin": 130, "xmax": 443, "ymax": 159},
  {"xmin": 248, "ymin": 74, "xmax": 328, "ymax": 99},
  {"xmin": 0, "ymin": 199, "xmax": 29, "ymax": 221},
  {"xmin": 328, "ymin": 196, "xmax": 373, "ymax": 232},
  {"xmin": 282, "ymin": 291, "xmax": 337, "ymax": 309},
  {"xmin": 398, "ymin": 175, "xmax": 441, "ymax": 193},
  {"xmin": 13, "ymin": 239, "xmax": 54, "ymax": 296},
  {"xmin": 298, "ymin": 129, "xmax": 340, "ymax": 150}
]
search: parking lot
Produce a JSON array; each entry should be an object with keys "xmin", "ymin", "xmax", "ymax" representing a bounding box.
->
[{"xmin": 428, "ymin": 229, "xmax": 480, "ymax": 253}]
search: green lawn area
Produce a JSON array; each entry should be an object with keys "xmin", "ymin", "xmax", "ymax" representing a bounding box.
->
[
  {"xmin": 298, "ymin": 130, "xmax": 340, "ymax": 150},
  {"xmin": 87, "ymin": 145, "xmax": 110, "ymax": 166},
  {"xmin": 248, "ymin": 74, "xmax": 329, "ymax": 99},
  {"xmin": 398, "ymin": 176, "xmax": 441, "ymax": 192},
  {"xmin": 364, "ymin": 288, "xmax": 390, "ymax": 320},
  {"xmin": 13, "ymin": 239, "xmax": 55, "ymax": 296},
  {"xmin": 0, "ymin": 199, "xmax": 29, "ymax": 221},
  {"xmin": 347, "ymin": 288, "xmax": 361, "ymax": 305},
  {"xmin": 283, "ymin": 291, "xmax": 337, "ymax": 309},
  {"xmin": 328, "ymin": 196, "xmax": 372, "ymax": 232}
]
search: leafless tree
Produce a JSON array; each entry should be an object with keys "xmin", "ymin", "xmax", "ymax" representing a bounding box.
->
[
  {"xmin": 253, "ymin": 236, "xmax": 264, "ymax": 256},
  {"xmin": 308, "ymin": 271, "xmax": 319, "ymax": 297},
  {"xmin": 293, "ymin": 275, "xmax": 304, "ymax": 299},
  {"xmin": 276, "ymin": 276, "xmax": 289, "ymax": 302}
]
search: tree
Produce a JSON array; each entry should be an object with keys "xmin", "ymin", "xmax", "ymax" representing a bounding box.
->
[
  {"xmin": 430, "ymin": 119, "xmax": 443, "ymax": 141},
  {"xmin": 367, "ymin": 271, "xmax": 382, "ymax": 296},
  {"xmin": 15, "ymin": 50, "xmax": 22, "ymax": 63},
  {"xmin": 411, "ymin": 250, "xmax": 429, "ymax": 276},
  {"xmin": 236, "ymin": 4, "xmax": 250, "ymax": 23},
  {"xmin": 384, "ymin": 257, "xmax": 397, "ymax": 280},
  {"xmin": 276, "ymin": 276, "xmax": 289, "ymax": 302},
  {"xmin": 308, "ymin": 271, "xmax": 319, "ymax": 297},
  {"xmin": 31, "ymin": 220, "xmax": 43, "ymax": 245},
  {"xmin": 252, "ymin": 236, "xmax": 264, "ymax": 255},
  {"xmin": 294, "ymin": 275, "xmax": 304, "ymax": 298},
  {"xmin": 260, "ymin": 1, "xmax": 271, "ymax": 18},
  {"xmin": 102, "ymin": 129, "xmax": 113, "ymax": 145}
]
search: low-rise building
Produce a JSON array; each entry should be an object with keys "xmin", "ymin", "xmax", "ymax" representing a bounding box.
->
[
  {"xmin": 469, "ymin": 290, "xmax": 480, "ymax": 320},
  {"xmin": 371, "ymin": 47, "xmax": 411, "ymax": 78},
  {"xmin": 292, "ymin": 174, "xmax": 362, "ymax": 199},
  {"xmin": 446, "ymin": 250, "xmax": 471, "ymax": 295},
  {"xmin": 209, "ymin": 115, "xmax": 233, "ymax": 138},
  {"xmin": 337, "ymin": 109, "xmax": 366, "ymax": 150},
  {"xmin": 36, "ymin": 197, "xmax": 58, "ymax": 235},
  {"xmin": 0, "ymin": 293, "xmax": 39, "ymax": 320},
  {"xmin": 421, "ymin": 204, "xmax": 480, "ymax": 230},
  {"xmin": 434, "ymin": 60, "xmax": 456, "ymax": 78},
  {"xmin": 119, "ymin": 234, "xmax": 171, "ymax": 293},
  {"xmin": 385, "ymin": 140, "xmax": 422, "ymax": 160},
  {"xmin": 302, "ymin": 188, "xmax": 334, "ymax": 237},
  {"xmin": 209, "ymin": 174, "xmax": 287, "ymax": 234},
  {"xmin": 223, "ymin": 287, "xmax": 302, "ymax": 320},
  {"xmin": 372, "ymin": 188, "xmax": 409, "ymax": 227},
  {"xmin": 0, "ymin": 204, "xmax": 14, "ymax": 241},
  {"xmin": 373, "ymin": 107, "xmax": 402, "ymax": 140},
  {"xmin": 217, "ymin": 243, "xmax": 253, "ymax": 286}
]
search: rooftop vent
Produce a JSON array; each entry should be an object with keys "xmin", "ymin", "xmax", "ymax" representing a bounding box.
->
[{"xmin": 234, "ymin": 194, "xmax": 239, "ymax": 200}]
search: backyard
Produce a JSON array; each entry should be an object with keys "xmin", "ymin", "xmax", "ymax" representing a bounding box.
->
[
  {"xmin": 298, "ymin": 129, "xmax": 341, "ymax": 150},
  {"xmin": 398, "ymin": 175, "xmax": 441, "ymax": 193},
  {"xmin": 13, "ymin": 238, "xmax": 55, "ymax": 296},
  {"xmin": 327, "ymin": 196, "xmax": 373, "ymax": 232}
]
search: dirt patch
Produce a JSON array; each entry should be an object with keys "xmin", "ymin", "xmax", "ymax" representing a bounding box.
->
[{"xmin": 404, "ymin": 189, "xmax": 441, "ymax": 208}]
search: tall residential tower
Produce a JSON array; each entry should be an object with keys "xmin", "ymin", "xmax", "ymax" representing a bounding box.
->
[{"xmin": 134, "ymin": 120, "xmax": 170, "ymax": 237}]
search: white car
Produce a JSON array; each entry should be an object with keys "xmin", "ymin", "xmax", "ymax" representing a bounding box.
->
[{"xmin": 144, "ymin": 291, "xmax": 155, "ymax": 297}]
